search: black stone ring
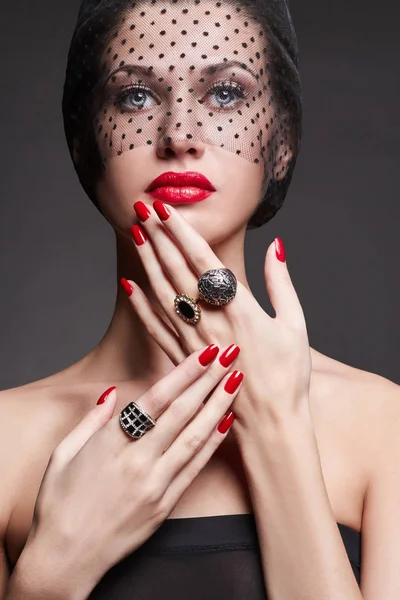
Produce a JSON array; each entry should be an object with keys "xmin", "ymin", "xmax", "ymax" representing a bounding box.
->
[
  {"xmin": 197, "ymin": 268, "xmax": 237, "ymax": 306},
  {"xmin": 174, "ymin": 269, "xmax": 237, "ymax": 325},
  {"xmin": 174, "ymin": 294, "xmax": 202, "ymax": 325}
]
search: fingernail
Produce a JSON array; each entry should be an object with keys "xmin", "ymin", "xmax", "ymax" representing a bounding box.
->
[
  {"xmin": 219, "ymin": 344, "xmax": 240, "ymax": 367},
  {"xmin": 218, "ymin": 411, "xmax": 235, "ymax": 434},
  {"xmin": 131, "ymin": 225, "xmax": 147, "ymax": 246},
  {"xmin": 198, "ymin": 344, "xmax": 219, "ymax": 366},
  {"xmin": 153, "ymin": 200, "xmax": 171, "ymax": 221},
  {"xmin": 134, "ymin": 201, "xmax": 151, "ymax": 222},
  {"xmin": 97, "ymin": 386, "xmax": 116, "ymax": 405},
  {"xmin": 275, "ymin": 237, "xmax": 286, "ymax": 262},
  {"xmin": 120, "ymin": 277, "xmax": 133, "ymax": 297},
  {"xmin": 224, "ymin": 371, "xmax": 244, "ymax": 394}
]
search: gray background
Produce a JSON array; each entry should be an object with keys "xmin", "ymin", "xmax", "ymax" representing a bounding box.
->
[{"xmin": 0, "ymin": 1, "xmax": 398, "ymax": 390}]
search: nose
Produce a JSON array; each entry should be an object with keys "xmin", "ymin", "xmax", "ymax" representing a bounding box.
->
[{"xmin": 156, "ymin": 136, "xmax": 206, "ymax": 160}]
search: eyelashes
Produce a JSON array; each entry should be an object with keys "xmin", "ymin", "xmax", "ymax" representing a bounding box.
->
[
  {"xmin": 113, "ymin": 79, "xmax": 249, "ymax": 112},
  {"xmin": 205, "ymin": 80, "xmax": 248, "ymax": 109},
  {"xmin": 114, "ymin": 82, "xmax": 160, "ymax": 111}
]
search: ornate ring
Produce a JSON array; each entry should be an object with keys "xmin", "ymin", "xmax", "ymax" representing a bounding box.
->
[
  {"xmin": 119, "ymin": 402, "xmax": 157, "ymax": 440},
  {"xmin": 197, "ymin": 268, "xmax": 237, "ymax": 306},
  {"xmin": 174, "ymin": 294, "xmax": 202, "ymax": 325}
]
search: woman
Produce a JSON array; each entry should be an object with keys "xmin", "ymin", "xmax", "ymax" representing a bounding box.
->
[{"xmin": 2, "ymin": 0, "xmax": 400, "ymax": 598}]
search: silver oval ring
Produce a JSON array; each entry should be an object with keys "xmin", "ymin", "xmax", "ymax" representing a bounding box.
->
[{"xmin": 197, "ymin": 268, "xmax": 237, "ymax": 306}]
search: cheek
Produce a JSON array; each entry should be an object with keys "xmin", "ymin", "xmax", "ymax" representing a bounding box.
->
[
  {"xmin": 224, "ymin": 157, "xmax": 264, "ymax": 216},
  {"xmin": 209, "ymin": 152, "xmax": 264, "ymax": 224},
  {"xmin": 95, "ymin": 149, "xmax": 149, "ymax": 233},
  {"xmin": 176, "ymin": 157, "xmax": 264, "ymax": 246},
  {"xmin": 94, "ymin": 148, "xmax": 264, "ymax": 243}
]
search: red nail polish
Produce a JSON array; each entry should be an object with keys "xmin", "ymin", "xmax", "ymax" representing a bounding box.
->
[
  {"xmin": 97, "ymin": 386, "xmax": 116, "ymax": 405},
  {"xmin": 120, "ymin": 278, "xmax": 133, "ymax": 297},
  {"xmin": 218, "ymin": 411, "xmax": 235, "ymax": 434},
  {"xmin": 198, "ymin": 344, "xmax": 219, "ymax": 366},
  {"xmin": 131, "ymin": 225, "xmax": 147, "ymax": 246},
  {"xmin": 224, "ymin": 371, "xmax": 244, "ymax": 394},
  {"xmin": 219, "ymin": 344, "xmax": 240, "ymax": 368},
  {"xmin": 275, "ymin": 238, "xmax": 286, "ymax": 262},
  {"xmin": 153, "ymin": 200, "xmax": 171, "ymax": 221},
  {"xmin": 134, "ymin": 201, "xmax": 151, "ymax": 222}
]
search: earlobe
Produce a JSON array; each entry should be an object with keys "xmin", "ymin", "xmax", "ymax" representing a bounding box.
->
[{"xmin": 274, "ymin": 143, "xmax": 293, "ymax": 181}]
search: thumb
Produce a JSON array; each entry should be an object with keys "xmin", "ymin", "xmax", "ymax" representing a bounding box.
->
[
  {"xmin": 51, "ymin": 386, "xmax": 117, "ymax": 469},
  {"xmin": 264, "ymin": 238, "xmax": 306, "ymax": 327}
]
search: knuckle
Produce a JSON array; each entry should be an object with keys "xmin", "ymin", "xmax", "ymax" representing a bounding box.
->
[
  {"xmin": 192, "ymin": 252, "xmax": 210, "ymax": 272},
  {"xmin": 182, "ymin": 463, "xmax": 202, "ymax": 487},
  {"xmin": 140, "ymin": 480, "xmax": 163, "ymax": 504},
  {"xmin": 189, "ymin": 241, "xmax": 211, "ymax": 266},
  {"xmin": 156, "ymin": 497, "xmax": 170, "ymax": 521},
  {"xmin": 145, "ymin": 387, "xmax": 166, "ymax": 414},
  {"xmin": 199, "ymin": 363, "xmax": 223, "ymax": 386},
  {"xmin": 145, "ymin": 321, "xmax": 163, "ymax": 340},
  {"xmin": 183, "ymin": 431, "xmax": 205, "ymax": 453},
  {"xmin": 156, "ymin": 287, "xmax": 174, "ymax": 308},
  {"xmin": 164, "ymin": 255, "xmax": 186, "ymax": 274},
  {"xmin": 181, "ymin": 355, "xmax": 202, "ymax": 380},
  {"xmin": 135, "ymin": 479, "xmax": 162, "ymax": 505},
  {"xmin": 168, "ymin": 399, "xmax": 189, "ymax": 421}
]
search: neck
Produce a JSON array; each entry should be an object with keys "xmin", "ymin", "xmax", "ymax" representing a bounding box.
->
[
  {"xmin": 63, "ymin": 228, "xmax": 325, "ymax": 386},
  {"xmin": 70, "ymin": 227, "xmax": 253, "ymax": 385}
]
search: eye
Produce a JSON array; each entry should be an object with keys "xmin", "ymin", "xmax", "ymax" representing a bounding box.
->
[
  {"xmin": 204, "ymin": 80, "xmax": 248, "ymax": 110},
  {"xmin": 114, "ymin": 83, "xmax": 160, "ymax": 111}
]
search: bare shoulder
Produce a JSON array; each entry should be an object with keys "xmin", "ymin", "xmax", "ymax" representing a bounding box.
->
[
  {"xmin": 312, "ymin": 347, "xmax": 399, "ymax": 408},
  {"xmin": 0, "ymin": 377, "xmax": 95, "ymax": 447},
  {"xmin": 0, "ymin": 374, "xmax": 123, "ymax": 565},
  {"xmin": 311, "ymin": 348, "xmax": 400, "ymax": 463},
  {"xmin": 0, "ymin": 377, "xmax": 98, "ymax": 521}
]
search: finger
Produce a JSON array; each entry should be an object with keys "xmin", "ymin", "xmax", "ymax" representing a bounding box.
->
[
  {"xmin": 121, "ymin": 278, "xmax": 186, "ymax": 365},
  {"xmin": 151, "ymin": 201, "xmax": 225, "ymax": 276},
  {"xmin": 264, "ymin": 238, "xmax": 307, "ymax": 328},
  {"xmin": 114, "ymin": 344, "xmax": 220, "ymax": 444},
  {"xmin": 141, "ymin": 344, "xmax": 240, "ymax": 457},
  {"xmin": 133, "ymin": 201, "xmax": 199, "ymax": 299},
  {"xmin": 50, "ymin": 387, "xmax": 117, "ymax": 469},
  {"xmin": 131, "ymin": 224, "xmax": 199, "ymax": 341},
  {"xmin": 158, "ymin": 369, "xmax": 243, "ymax": 495}
]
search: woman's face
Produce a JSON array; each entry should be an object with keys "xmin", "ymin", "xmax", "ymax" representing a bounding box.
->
[{"xmin": 92, "ymin": 0, "xmax": 292, "ymax": 245}]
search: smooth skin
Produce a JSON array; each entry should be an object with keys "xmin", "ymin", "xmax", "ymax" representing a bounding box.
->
[
  {"xmin": 5, "ymin": 345, "xmax": 242, "ymax": 600},
  {"xmin": 1, "ymin": 0, "xmax": 400, "ymax": 597},
  {"xmin": 124, "ymin": 200, "xmax": 400, "ymax": 598}
]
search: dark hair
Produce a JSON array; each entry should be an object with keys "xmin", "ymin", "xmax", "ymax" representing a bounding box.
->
[{"xmin": 62, "ymin": 0, "xmax": 302, "ymax": 228}]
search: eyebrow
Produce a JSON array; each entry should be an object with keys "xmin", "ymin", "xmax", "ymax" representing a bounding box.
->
[
  {"xmin": 102, "ymin": 59, "xmax": 258, "ymax": 87},
  {"xmin": 201, "ymin": 60, "xmax": 258, "ymax": 81}
]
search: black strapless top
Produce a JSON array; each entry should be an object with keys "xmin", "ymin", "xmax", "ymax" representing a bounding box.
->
[{"xmin": 88, "ymin": 513, "xmax": 361, "ymax": 599}]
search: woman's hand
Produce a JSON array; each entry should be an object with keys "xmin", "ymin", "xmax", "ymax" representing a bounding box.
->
[
  {"xmin": 23, "ymin": 345, "xmax": 242, "ymax": 600},
  {"xmin": 123, "ymin": 200, "xmax": 312, "ymax": 436}
]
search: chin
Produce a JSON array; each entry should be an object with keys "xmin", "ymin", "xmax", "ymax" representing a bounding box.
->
[
  {"xmin": 168, "ymin": 200, "xmax": 249, "ymax": 247},
  {"xmin": 95, "ymin": 149, "xmax": 263, "ymax": 243}
]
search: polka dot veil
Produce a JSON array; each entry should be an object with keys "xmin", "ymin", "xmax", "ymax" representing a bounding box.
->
[{"xmin": 63, "ymin": 0, "xmax": 302, "ymax": 227}]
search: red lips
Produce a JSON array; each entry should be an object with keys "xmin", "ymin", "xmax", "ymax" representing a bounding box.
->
[{"xmin": 145, "ymin": 171, "xmax": 216, "ymax": 204}]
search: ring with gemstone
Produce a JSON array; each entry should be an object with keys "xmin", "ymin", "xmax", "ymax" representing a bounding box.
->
[
  {"xmin": 197, "ymin": 268, "xmax": 237, "ymax": 306},
  {"xmin": 119, "ymin": 401, "xmax": 157, "ymax": 440},
  {"xmin": 174, "ymin": 294, "xmax": 202, "ymax": 325}
]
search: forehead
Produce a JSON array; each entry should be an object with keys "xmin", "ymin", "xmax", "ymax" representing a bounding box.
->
[{"xmin": 100, "ymin": 0, "xmax": 267, "ymax": 79}]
